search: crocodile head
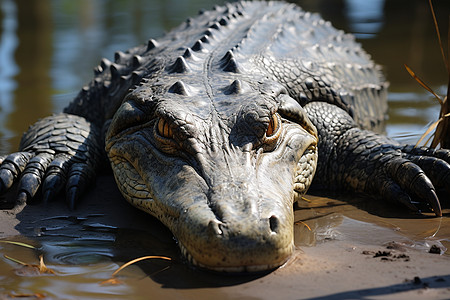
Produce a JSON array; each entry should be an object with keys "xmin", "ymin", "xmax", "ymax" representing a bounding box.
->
[{"xmin": 105, "ymin": 77, "xmax": 318, "ymax": 272}]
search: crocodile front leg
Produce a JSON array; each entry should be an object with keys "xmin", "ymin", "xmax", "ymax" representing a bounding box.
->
[
  {"xmin": 305, "ymin": 101, "xmax": 450, "ymax": 216},
  {"xmin": 0, "ymin": 113, "xmax": 104, "ymax": 209}
]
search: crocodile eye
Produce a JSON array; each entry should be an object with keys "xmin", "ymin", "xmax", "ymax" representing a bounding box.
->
[
  {"xmin": 154, "ymin": 118, "xmax": 179, "ymax": 154},
  {"xmin": 156, "ymin": 118, "xmax": 174, "ymax": 139},
  {"xmin": 264, "ymin": 113, "xmax": 281, "ymax": 143}
]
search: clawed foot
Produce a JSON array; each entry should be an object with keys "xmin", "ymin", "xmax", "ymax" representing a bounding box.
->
[
  {"xmin": 0, "ymin": 114, "xmax": 102, "ymax": 209},
  {"xmin": 370, "ymin": 145, "xmax": 450, "ymax": 216}
]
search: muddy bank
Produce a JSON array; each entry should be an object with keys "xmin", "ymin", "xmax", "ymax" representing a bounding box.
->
[{"xmin": 0, "ymin": 175, "xmax": 449, "ymax": 299}]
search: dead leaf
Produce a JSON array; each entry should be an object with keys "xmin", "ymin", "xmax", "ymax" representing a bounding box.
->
[
  {"xmin": 0, "ymin": 241, "xmax": 36, "ymax": 250},
  {"xmin": 99, "ymin": 277, "xmax": 123, "ymax": 286},
  {"xmin": 294, "ymin": 220, "xmax": 312, "ymax": 231},
  {"xmin": 7, "ymin": 292, "xmax": 46, "ymax": 299},
  {"xmin": 5, "ymin": 254, "xmax": 56, "ymax": 276}
]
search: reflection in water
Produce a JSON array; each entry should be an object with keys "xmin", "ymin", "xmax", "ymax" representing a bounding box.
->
[
  {"xmin": 387, "ymin": 91, "xmax": 441, "ymax": 144},
  {"xmin": 0, "ymin": 0, "xmax": 17, "ymax": 152},
  {"xmin": 0, "ymin": 0, "xmax": 54, "ymax": 154},
  {"xmin": 345, "ymin": 0, "xmax": 385, "ymax": 38},
  {"xmin": 0, "ymin": 238, "xmax": 132, "ymax": 298}
]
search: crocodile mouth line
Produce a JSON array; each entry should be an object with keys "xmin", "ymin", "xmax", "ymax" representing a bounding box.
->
[{"xmin": 178, "ymin": 242, "xmax": 291, "ymax": 273}]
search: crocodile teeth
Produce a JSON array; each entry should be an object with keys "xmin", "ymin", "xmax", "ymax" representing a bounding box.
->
[
  {"xmin": 177, "ymin": 242, "xmax": 277, "ymax": 273},
  {"xmin": 179, "ymin": 243, "xmax": 197, "ymax": 267}
]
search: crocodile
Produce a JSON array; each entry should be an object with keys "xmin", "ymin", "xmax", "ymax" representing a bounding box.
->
[{"xmin": 1, "ymin": 1, "xmax": 449, "ymax": 272}]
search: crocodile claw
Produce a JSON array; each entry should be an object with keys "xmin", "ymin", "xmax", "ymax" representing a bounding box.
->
[
  {"xmin": 0, "ymin": 152, "xmax": 34, "ymax": 194},
  {"xmin": 42, "ymin": 154, "xmax": 71, "ymax": 203},
  {"xmin": 42, "ymin": 174, "xmax": 64, "ymax": 204},
  {"xmin": 65, "ymin": 162, "xmax": 92, "ymax": 210},
  {"xmin": 408, "ymin": 155, "xmax": 450, "ymax": 194},
  {"xmin": 16, "ymin": 191, "xmax": 28, "ymax": 205},
  {"xmin": 15, "ymin": 152, "xmax": 54, "ymax": 203},
  {"xmin": 379, "ymin": 177, "xmax": 419, "ymax": 213},
  {"xmin": 410, "ymin": 173, "xmax": 441, "ymax": 217},
  {"xmin": 387, "ymin": 159, "xmax": 442, "ymax": 216}
]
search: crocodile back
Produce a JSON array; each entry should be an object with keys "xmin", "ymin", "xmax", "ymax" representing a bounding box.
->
[{"xmin": 66, "ymin": 1, "xmax": 388, "ymax": 132}]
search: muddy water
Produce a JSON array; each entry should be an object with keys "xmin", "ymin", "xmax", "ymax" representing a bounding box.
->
[
  {"xmin": 0, "ymin": 0, "xmax": 449, "ymax": 298},
  {"xmin": 294, "ymin": 195, "xmax": 450, "ymax": 252}
]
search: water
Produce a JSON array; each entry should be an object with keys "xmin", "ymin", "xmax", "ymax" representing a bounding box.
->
[{"xmin": 0, "ymin": 0, "xmax": 449, "ymax": 298}]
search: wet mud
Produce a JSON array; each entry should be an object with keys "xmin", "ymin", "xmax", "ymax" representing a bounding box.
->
[{"xmin": 0, "ymin": 175, "xmax": 449, "ymax": 299}]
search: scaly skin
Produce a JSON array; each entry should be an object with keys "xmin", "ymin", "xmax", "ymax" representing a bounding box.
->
[{"xmin": 1, "ymin": 1, "xmax": 449, "ymax": 272}]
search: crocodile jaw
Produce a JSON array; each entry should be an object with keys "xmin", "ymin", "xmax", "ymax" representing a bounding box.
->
[{"xmin": 106, "ymin": 119, "xmax": 317, "ymax": 272}]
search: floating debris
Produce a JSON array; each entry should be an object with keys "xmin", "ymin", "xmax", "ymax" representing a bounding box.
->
[
  {"xmin": 6, "ymin": 292, "xmax": 46, "ymax": 299},
  {"xmin": 5, "ymin": 254, "xmax": 56, "ymax": 276},
  {"xmin": 100, "ymin": 255, "xmax": 172, "ymax": 285}
]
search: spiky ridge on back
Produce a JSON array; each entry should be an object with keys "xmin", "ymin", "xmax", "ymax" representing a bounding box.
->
[{"xmin": 65, "ymin": 1, "xmax": 387, "ymax": 133}]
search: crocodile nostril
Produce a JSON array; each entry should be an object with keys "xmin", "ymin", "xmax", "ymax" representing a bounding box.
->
[
  {"xmin": 269, "ymin": 215, "xmax": 279, "ymax": 234},
  {"xmin": 208, "ymin": 220, "xmax": 225, "ymax": 236}
]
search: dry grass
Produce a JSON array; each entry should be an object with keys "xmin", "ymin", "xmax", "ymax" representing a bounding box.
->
[
  {"xmin": 407, "ymin": 0, "xmax": 450, "ymax": 149},
  {"xmin": 100, "ymin": 255, "xmax": 172, "ymax": 285}
]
